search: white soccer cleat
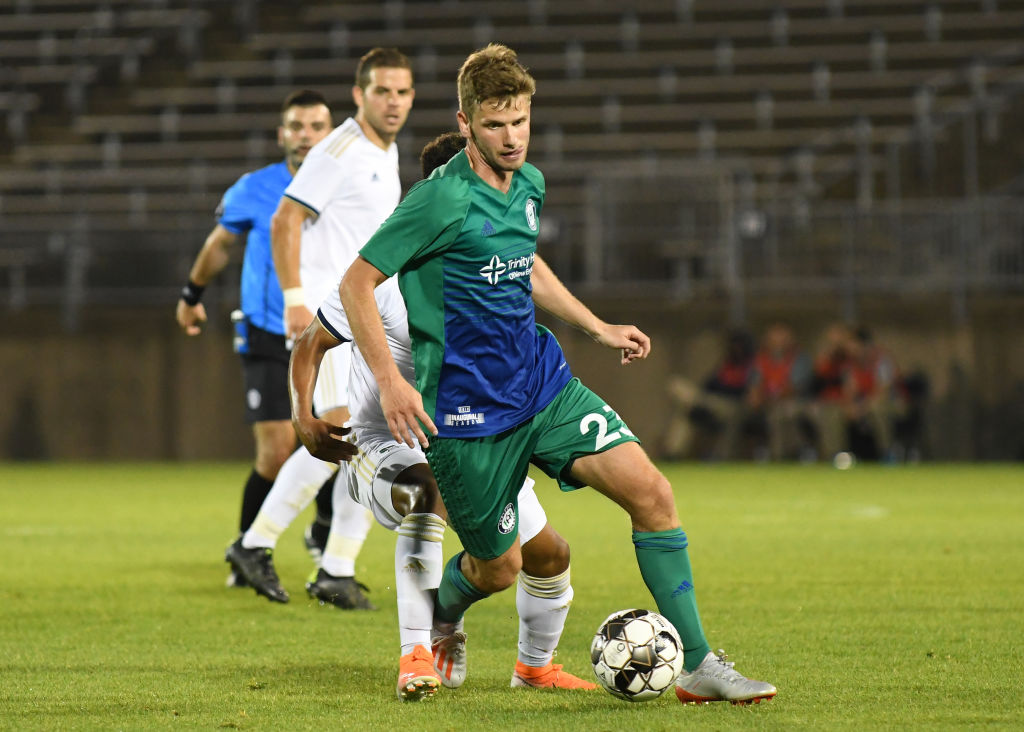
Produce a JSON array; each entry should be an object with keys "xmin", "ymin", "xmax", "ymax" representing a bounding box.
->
[
  {"xmin": 674, "ymin": 650, "xmax": 777, "ymax": 705},
  {"xmin": 431, "ymin": 618, "xmax": 467, "ymax": 689}
]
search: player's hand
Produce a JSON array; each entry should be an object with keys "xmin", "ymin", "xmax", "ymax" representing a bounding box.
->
[
  {"xmin": 285, "ymin": 304, "xmax": 315, "ymax": 341},
  {"xmin": 294, "ymin": 417, "xmax": 357, "ymax": 463},
  {"xmin": 379, "ymin": 377, "xmax": 438, "ymax": 449},
  {"xmin": 176, "ymin": 300, "xmax": 207, "ymax": 336},
  {"xmin": 594, "ymin": 324, "xmax": 651, "ymax": 365}
]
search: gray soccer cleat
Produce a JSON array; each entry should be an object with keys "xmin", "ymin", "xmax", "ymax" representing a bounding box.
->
[
  {"xmin": 674, "ymin": 650, "xmax": 777, "ymax": 705},
  {"xmin": 225, "ymin": 539, "xmax": 289, "ymax": 603},
  {"xmin": 430, "ymin": 618, "xmax": 467, "ymax": 689},
  {"xmin": 305, "ymin": 569, "xmax": 377, "ymax": 610}
]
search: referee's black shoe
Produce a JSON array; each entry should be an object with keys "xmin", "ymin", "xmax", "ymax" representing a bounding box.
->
[
  {"xmin": 306, "ymin": 569, "xmax": 376, "ymax": 610},
  {"xmin": 225, "ymin": 539, "xmax": 289, "ymax": 603}
]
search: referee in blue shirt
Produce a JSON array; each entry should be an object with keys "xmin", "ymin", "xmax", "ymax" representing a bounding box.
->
[{"xmin": 176, "ymin": 90, "xmax": 333, "ymax": 588}]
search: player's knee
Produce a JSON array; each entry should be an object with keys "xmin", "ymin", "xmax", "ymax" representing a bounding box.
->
[
  {"xmin": 390, "ymin": 481, "xmax": 437, "ymax": 517},
  {"xmin": 254, "ymin": 429, "xmax": 296, "ymax": 481},
  {"xmin": 628, "ymin": 472, "xmax": 678, "ymax": 530},
  {"xmin": 255, "ymin": 441, "xmax": 293, "ymax": 479},
  {"xmin": 521, "ymin": 527, "xmax": 570, "ymax": 577},
  {"xmin": 391, "ymin": 464, "xmax": 445, "ymax": 518},
  {"xmin": 465, "ymin": 551, "xmax": 521, "ymax": 594}
]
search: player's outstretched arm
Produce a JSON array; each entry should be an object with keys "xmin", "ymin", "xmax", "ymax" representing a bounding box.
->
[
  {"xmin": 288, "ymin": 319, "xmax": 357, "ymax": 463},
  {"xmin": 176, "ymin": 224, "xmax": 237, "ymax": 335},
  {"xmin": 270, "ymin": 196, "xmax": 316, "ymax": 339},
  {"xmin": 340, "ymin": 257, "xmax": 438, "ymax": 448},
  {"xmin": 530, "ymin": 254, "xmax": 650, "ymax": 364}
]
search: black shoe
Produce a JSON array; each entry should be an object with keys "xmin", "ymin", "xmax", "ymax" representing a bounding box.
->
[
  {"xmin": 225, "ymin": 539, "xmax": 289, "ymax": 603},
  {"xmin": 303, "ymin": 522, "xmax": 328, "ymax": 564},
  {"xmin": 306, "ymin": 569, "xmax": 377, "ymax": 610}
]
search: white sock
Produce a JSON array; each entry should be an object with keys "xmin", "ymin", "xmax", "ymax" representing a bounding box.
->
[
  {"xmin": 517, "ymin": 568, "xmax": 573, "ymax": 667},
  {"xmin": 395, "ymin": 513, "xmax": 445, "ymax": 655},
  {"xmin": 242, "ymin": 446, "xmax": 336, "ymax": 549},
  {"xmin": 320, "ymin": 464, "xmax": 374, "ymax": 577}
]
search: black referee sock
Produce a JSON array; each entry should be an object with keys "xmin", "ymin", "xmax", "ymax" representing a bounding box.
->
[
  {"xmin": 314, "ymin": 474, "xmax": 334, "ymax": 527},
  {"xmin": 239, "ymin": 468, "xmax": 275, "ymax": 533}
]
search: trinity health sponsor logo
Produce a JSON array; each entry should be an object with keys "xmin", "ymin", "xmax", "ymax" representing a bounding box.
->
[{"xmin": 479, "ymin": 252, "xmax": 535, "ymax": 286}]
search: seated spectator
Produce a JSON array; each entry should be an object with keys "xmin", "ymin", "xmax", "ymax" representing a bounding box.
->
[
  {"xmin": 843, "ymin": 326, "xmax": 907, "ymax": 461},
  {"xmin": 891, "ymin": 369, "xmax": 929, "ymax": 463},
  {"xmin": 662, "ymin": 330, "xmax": 755, "ymax": 461},
  {"xmin": 745, "ymin": 323, "xmax": 815, "ymax": 461},
  {"xmin": 808, "ymin": 322, "xmax": 856, "ymax": 461},
  {"xmin": 808, "ymin": 323, "xmax": 913, "ymax": 463}
]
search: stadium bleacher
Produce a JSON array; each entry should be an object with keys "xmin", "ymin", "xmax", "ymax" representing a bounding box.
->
[{"xmin": 2, "ymin": 0, "xmax": 1023, "ymax": 301}]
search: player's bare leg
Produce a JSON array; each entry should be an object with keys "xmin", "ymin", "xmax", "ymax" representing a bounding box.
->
[
  {"xmin": 390, "ymin": 463, "xmax": 445, "ymax": 700},
  {"xmin": 572, "ymin": 442, "xmax": 776, "ymax": 704},
  {"xmin": 511, "ymin": 523, "xmax": 596, "ymax": 690}
]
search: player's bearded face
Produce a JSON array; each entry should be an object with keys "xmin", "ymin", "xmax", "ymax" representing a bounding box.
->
[
  {"xmin": 279, "ymin": 104, "xmax": 331, "ymax": 171},
  {"xmin": 465, "ymin": 95, "xmax": 531, "ymax": 173}
]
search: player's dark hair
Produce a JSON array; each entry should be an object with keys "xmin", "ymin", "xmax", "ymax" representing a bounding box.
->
[
  {"xmin": 356, "ymin": 47, "xmax": 413, "ymax": 90},
  {"xmin": 420, "ymin": 131, "xmax": 465, "ymax": 178},
  {"xmin": 281, "ymin": 89, "xmax": 329, "ymax": 113}
]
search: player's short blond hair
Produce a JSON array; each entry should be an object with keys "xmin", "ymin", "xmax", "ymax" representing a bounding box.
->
[{"xmin": 457, "ymin": 44, "xmax": 535, "ymax": 121}]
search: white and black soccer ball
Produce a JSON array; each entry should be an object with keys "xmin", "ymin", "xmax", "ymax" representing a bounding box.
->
[{"xmin": 590, "ymin": 608, "xmax": 685, "ymax": 702}]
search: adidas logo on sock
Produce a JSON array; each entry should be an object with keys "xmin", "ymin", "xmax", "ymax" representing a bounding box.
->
[{"xmin": 671, "ymin": 580, "xmax": 694, "ymax": 597}]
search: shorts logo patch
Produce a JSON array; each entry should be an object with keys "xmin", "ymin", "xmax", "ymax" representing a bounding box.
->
[
  {"xmin": 247, "ymin": 388, "xmax": 262, "ymax": 410},
  {"xmin": 498, "ymin": 503, "xmax": 516, "ymax": 535}
]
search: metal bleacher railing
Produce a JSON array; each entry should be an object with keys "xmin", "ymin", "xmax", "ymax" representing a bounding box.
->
[{"xmin": 577, "ymin": 162, "xmax": 1024, "ymax": 322}]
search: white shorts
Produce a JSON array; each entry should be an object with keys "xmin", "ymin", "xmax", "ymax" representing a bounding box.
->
[
  {"xmin": 313, "ymin": 340, "xmax": 351, "ymax": 416},
  {"xmin": 348, "ymin": 427, "xmax": 547, "ymax": 539}
]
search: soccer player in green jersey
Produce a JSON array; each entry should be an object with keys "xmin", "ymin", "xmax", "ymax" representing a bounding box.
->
[{"xmin": 339, "ymin": 44, "xmax": 777, "ymax": 704}]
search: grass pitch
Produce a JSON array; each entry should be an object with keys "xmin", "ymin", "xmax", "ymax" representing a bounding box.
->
[{"xmin": 1, "ymin": 461, "xmax": 1023, "ymax": 730}]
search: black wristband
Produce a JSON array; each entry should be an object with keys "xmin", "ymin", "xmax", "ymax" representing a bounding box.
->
[{"xmin": 180, "ymin": 280, "xmax": 205, "ymax": 306}]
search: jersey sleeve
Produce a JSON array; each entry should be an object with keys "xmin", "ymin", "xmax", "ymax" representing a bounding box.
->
[
  {"xmin": 316, "ymin": 276, "xmax": 405, "ymax": 344},
  {"xmin": 359, "ymin": 177, "xmax": 468, "ymax": 277},
  {"xmin": 315, "ymin": 283, "xmax": 350, "ymax": 343},
  {"xmin": 216, "ymin": 173, "xmax": 255, "ymax": 234},
  {"xmin": 282, "ymin": 147, "xmax": 345, "ymax": 216}
]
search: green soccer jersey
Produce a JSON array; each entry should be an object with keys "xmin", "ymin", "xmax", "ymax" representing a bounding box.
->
[{"xmin": 359, "ymin": 150, "xmax": 572, "ymax": 437}]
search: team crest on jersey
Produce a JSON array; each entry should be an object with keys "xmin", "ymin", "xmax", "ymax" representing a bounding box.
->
[
  {"xmin": 498, "ymin": 503, "xmax": 516, "ymax": 535},
  {"xmin": 525, "ymin": 199, "xmax": 538, "ymax": 231}
]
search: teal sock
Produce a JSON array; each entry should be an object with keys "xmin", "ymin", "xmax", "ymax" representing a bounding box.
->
[
  {"xmin": 435, "ymin": 551, "xmax": 490, "ymax": 624},
  {"xmin": 633, "ymin": 528, "xmax": 712, "ymax": 671}
]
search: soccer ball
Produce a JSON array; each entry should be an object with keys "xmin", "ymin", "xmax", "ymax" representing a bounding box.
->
[{"xmin": 590, "ymin": 608, "xmax": 685, "ymax": 702}]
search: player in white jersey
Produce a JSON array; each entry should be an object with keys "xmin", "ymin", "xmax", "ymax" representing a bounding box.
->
[
  {"xmin": 225, "ymin": 49, "xmax": 416, "ymax": 609},
  {"xmin": 292, "ymin": 274, "xmax": 595, "ymax": 699}
]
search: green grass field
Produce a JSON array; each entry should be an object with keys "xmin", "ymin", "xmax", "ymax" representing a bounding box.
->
[{"xmin": 2, "ymin": 462, "xmax": 1023, "ymax": 730}]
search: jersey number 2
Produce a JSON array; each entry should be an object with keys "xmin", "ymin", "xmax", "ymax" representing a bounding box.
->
[{"xmin": 579, "ymin": 405, "xmax": 633, "ymax": 450}]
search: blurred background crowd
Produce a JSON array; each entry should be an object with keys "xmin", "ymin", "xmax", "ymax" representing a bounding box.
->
[{"xmin": 661, "ymin": 322, "xmax": 928, "ymax": 463}]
